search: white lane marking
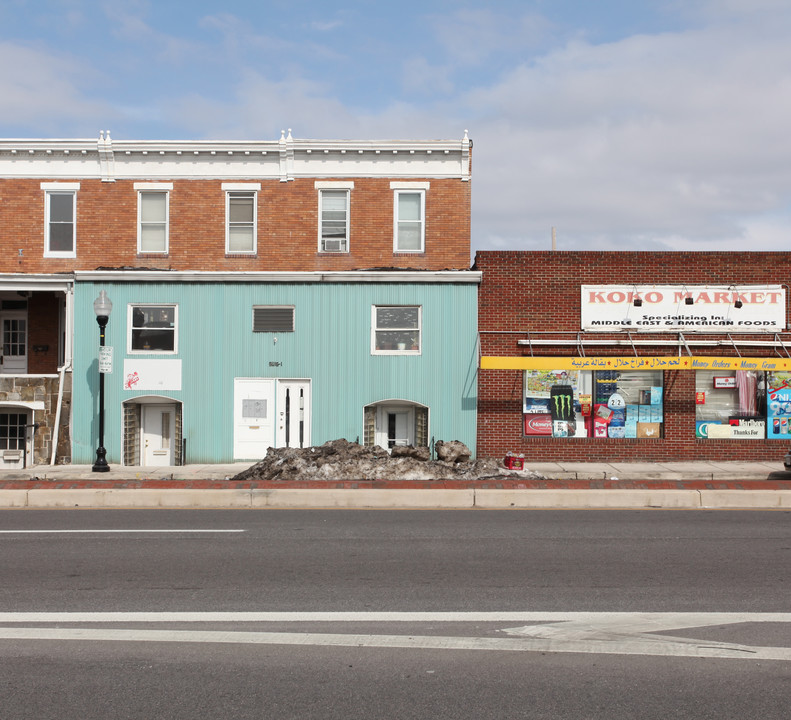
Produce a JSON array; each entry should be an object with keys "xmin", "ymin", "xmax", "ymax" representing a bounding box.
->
[
  {"xmin": 0, "ymin": 530, "xmax": 245, "ymax": 534},
  {"xmin": 0, "ymin": 611, "xmax": 790, "ymax": 623},
  {"xmin": 0, "ymin": 626, "xmax": 789, "ymax": 661}
]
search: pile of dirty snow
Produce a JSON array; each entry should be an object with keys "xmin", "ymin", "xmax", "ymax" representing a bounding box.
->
[{"xmin": 232, "ymin": 439, "xmax": 540, "ymax": 483}]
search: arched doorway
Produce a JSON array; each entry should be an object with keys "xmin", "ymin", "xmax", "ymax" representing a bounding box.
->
[
  {"xmin": 123, "ymin": 397, "xmax": 182, "ymax": 466},
  {"xmin": 363, "ymin": 400, "xmax": 429, "ymax": 450}
]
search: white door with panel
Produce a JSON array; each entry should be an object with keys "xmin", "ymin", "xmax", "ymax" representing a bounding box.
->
[
  {"xmin": 142, "ymin": 404, "xmax": 176, "ymax": 466},
  {"xmin": 234, "ymin": 378, "xmax": 311, "ymax": 459},
  {"xmin": 276, "ymin": 380, "xmax": 311, "ymax": 449},
  {"xmin": 233, "ymin": 378, "xmax": 276, "ymax": 459}
]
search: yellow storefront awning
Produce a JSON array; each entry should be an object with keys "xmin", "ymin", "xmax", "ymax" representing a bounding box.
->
[{"xmin": 480, "ymin": 356, "xmax": 791, "ymax": 372}]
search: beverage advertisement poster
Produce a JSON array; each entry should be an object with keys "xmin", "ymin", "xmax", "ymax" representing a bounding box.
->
[
  {"xmin": 767, "ymin": 371, "xmax": 791, "ymax": 439},
  {"xmin": 524, "ymin": 370, "xmax": 580, "ymax": 398}
]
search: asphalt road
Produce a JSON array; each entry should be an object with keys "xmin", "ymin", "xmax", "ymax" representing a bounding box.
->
[{"xmin": 1, "ymin": 508, "xmax": 790, "ymax": 719}]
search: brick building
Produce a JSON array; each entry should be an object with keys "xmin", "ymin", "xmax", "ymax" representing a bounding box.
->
[
  {"xmin": 0, "ymin": 131, "xmax": 476, "ymax": 467},
  {"xmin": 477, "ymin": 251, "xmax": 791, "ymax": 462}
]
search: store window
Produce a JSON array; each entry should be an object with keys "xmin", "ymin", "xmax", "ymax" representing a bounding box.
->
[
  {"xmin": 524, "ymin": 369, "xmax": 663, "ymax": 439},
  {"xmin": 695, "ymin": 369, "xmax": 791, "ymax": 439}
]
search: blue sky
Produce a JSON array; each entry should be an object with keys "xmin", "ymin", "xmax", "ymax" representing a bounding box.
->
[{"xmin": 2, "ymin": 0, "xmax": 791, "ymax": 256}]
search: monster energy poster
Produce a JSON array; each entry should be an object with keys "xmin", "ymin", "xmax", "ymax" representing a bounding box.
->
[{"xmin": 550, "ymin": 385, "xmax": 576, "ymax": 436}]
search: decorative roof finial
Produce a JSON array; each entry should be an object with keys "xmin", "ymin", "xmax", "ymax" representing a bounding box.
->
[{"xmin": 287, "ymin": 128, "xmax": 293, "ymax": 141}]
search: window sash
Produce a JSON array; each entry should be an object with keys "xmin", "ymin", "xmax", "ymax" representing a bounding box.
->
[
  {"xmin": 129, "ymin": 305, "xmax": 177, "ymax": 353},
  {"xmin": 45, "ymin": 192, "xmax": 75, "ymax": 255},
  {"xmin": 227, "ymin": 192, "xmax": 256, "ymax": 253},
  {"xmin": 320, "ymin": 190, "xmax": 349, "ymax": 251},
  {"xmin": 373, "ymin": 306, "xmax": 421, "ymax": 353},
  {"xmin": 138, "ymin": 192, "xmax": 168, "ymax": 253},
  {"xmin": 395, "ymin": 191, "xmax": 424, "ymax": 252}
]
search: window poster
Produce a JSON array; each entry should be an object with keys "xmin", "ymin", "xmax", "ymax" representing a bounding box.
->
[{"xmin": 767, "ymin": 371, "xmax": 791, "ymax": 439}]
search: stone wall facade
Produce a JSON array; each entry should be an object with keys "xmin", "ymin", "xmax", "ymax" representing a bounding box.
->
[{"xmin": 0, "ymin": 373, "xmax": 71, "ymax": 465}]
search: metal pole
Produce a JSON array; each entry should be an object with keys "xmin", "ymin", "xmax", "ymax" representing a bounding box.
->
[{"xmin": 92, "ymin": 314, "xmax": 109, "ymax": 472}]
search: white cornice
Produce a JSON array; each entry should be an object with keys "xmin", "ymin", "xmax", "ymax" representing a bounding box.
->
[
  {"xmin": 74, "ymin": 270, "xmax": 481, "ymax": 284},
  {"xmin": 0, "ymin": 131, "xmax": 472, "ymax": 182}
]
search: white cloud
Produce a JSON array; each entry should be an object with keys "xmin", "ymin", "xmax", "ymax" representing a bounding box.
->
[
  {"xmin": 464, "ymin": 17, "xmax": 791, "ymax": 252},
  {"xmin": 0, "ymin": 42, "xmax": 111, "ymax": 135}
]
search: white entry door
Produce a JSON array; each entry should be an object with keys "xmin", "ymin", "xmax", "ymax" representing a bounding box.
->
[
  {"xmin": 142, "ymin": 404, "xmax": 175, "ymax": 466},
  {"xmin": 234, "ymin": 378, "xmax": 275, "ymax": 460},
  {"xmin": 276, "ymin": 380, "xmax": 311, "ymax": 449},
  {"xmin": 1, "ymin": 312, "xmax": 27, "ymax": 374},
  {"xmin": 375, "ymin": 405, "xmax": 415, "ymax": 450}
]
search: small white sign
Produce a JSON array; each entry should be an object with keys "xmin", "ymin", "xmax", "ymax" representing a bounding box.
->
[
  {"xmin": 98, "ymin": 346, "xmax": 113, "ymax": 374},
  {"xmin": 123, "ymin": 359, "xmax": 182, "ymax": 391}
]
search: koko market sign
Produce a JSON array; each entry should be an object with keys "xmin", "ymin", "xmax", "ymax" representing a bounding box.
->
[{"xmin": 581, "ymin": 285, "xmax": 785, "ymax": 332}]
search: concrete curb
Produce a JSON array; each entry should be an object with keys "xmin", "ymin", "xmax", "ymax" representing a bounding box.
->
[
  {"xmin": 699, "ymin": 490, "xmax": 791, "ymax": 508},
  {"xmin": 474, "ymin": 489, "xmax": 702, "ymax": 509},
  {"xmin": 2, "ymin": 488, "xmax": 791, "ymax": 509}
]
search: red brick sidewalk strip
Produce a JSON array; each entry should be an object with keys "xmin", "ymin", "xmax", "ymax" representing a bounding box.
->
[{"xmin": 3, "ymin": 478, "xmax": 791, "ymax": 490}]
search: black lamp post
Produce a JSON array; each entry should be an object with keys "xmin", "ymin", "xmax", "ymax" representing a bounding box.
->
[{"xmin": 92, "ymin": 290, "xmax": 112, "ymax": 472}]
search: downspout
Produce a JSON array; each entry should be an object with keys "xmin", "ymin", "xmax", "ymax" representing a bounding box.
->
[
  {"xmin": 51, "ymin": 285, "xmax": 74, "ymax": 465},
  {"xmin": 50, "ymin": 362, "xmax": 69, "ymax": 465}
]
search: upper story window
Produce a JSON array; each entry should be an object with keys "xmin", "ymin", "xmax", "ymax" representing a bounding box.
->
[
  {"xmin": 316, "ymin": 182, "xmax": 353, "ymax": 253},
  {"xmin": 224, "ymin": 183, "xmax": 260, "ymax": 254},
  {"xmin": 42, "ymin": 182, "xmax": 79, "ymax": 258},
  {"xmin": 135, "ymin": 183, "xmax": 172, "ymax": 254},
  {"xmin": 392, "ymin": 182, "xmax": 428, "ymax": 253},
  {"xmin": 129, "ymin": 304, "xmax": 177, "ymax": 353},
  {"xmin": 372, "ymin": 305, "xmax": 421, "ymax": 355}
]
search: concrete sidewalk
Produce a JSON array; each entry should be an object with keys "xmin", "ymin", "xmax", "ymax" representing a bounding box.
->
[{"xmin": 0, "ymin": 460, "xmax": 790, "ymax": 509}]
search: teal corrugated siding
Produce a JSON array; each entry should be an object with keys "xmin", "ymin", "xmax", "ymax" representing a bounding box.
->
[{"xmin": 72, "ymin": 279, "xmax": 478, "ymax": 463}]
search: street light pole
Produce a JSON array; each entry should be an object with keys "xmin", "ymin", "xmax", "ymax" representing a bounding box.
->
[{"xmin": 92, "ymin": 290, "xmax": 112, "ymax": 472}]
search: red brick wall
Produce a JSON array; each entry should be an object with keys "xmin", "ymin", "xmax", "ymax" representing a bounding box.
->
[
  {"xmin": 476, "ymin": 251, "xmax": 791, "ymax": 462},
  {"xmin": 0, "ymin": 177, "xmax": 471, "ymax": 273}
]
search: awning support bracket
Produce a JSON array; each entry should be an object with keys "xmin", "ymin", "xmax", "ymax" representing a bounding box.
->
[
  {"xmin": 678, "ymin": 332, "xmax": 693, "ymax": 357},
  {"xmin": 774, "ymin": 333, "xmax": 791, "ymax": 358},
  {"xmin": 727, "ymin": 333, "xmax": 742, "ymax": 357},
  {"xmin": 627, "ymin": 331, "xmax": 638, "ymax": 357}
]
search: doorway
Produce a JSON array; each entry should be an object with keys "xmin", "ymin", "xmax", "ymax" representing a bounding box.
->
[
  {"xmin": 234, "ymin": 378, "xmax": 311, "ymax": 460},
  {"xmin": 0, "ymin": 409, "xmax": 31, "ymax": 469},
  {"xmin": 1, "ymin": 311, "xmax": 27, "ymax": 374},
  {"xmin": 142, "ymin": 404, "xmax": 176, "ymax": 466}
]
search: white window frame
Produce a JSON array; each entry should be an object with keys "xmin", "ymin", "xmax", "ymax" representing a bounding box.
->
[
  {"xmin": 42, "ymin": 183, "xmax": 79, "ymax": 258},
  {"xmin": 127, "ymin": 303, "xmax": 178, "ymax": 355},
  {"xmin": 316, "ymin": 181, "xmax": 353, "ymax": 253},
  {"xmin": 223, "ymin": 183, "xmax": 260, "ymax": 254},
  {"xmin": 392, "ymin": 182, "xmax": 428, "ymax": 253},
  {"xmin": 135, "ymin": 183, "xmax": 172, "ymax": 255},
  {"xmin": 371, "ymin": 305, "xmax": 422, "ymax": 355}
]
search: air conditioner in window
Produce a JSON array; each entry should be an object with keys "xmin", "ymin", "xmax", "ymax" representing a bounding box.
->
[{"xmin": 323, "ymin": 240, "xmax": 345, "ymax": 252}]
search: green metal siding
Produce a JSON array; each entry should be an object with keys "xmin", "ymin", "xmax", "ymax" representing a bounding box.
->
[{"xmin": 72, "ymin": 279, "xmax": 478, "ymax": 464}]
